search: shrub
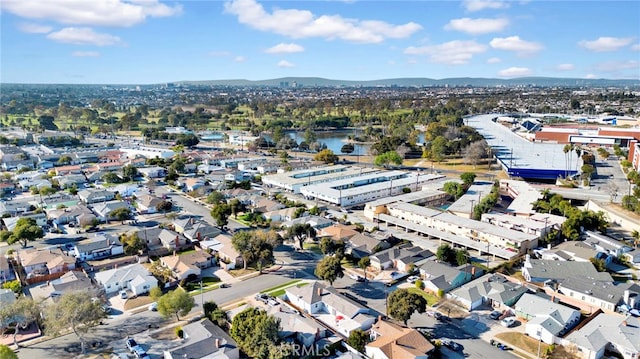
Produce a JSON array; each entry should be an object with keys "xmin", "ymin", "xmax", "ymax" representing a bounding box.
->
[
  {"xmin": 415, "ymin": 280, "xmax": 424, "ymax": 289},
  {"xmin": 437, "ymin": 289, "xmax": 445, "ymax": 298},
  {"xmin": 175, "ymin": 326, "xmax": 184, "ymax": 338}
]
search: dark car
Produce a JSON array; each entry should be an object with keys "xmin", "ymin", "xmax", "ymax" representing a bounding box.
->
[
  {"xmin": 444, "ymin": 340, "xmax": 464, "ymax": 352},
  {"xmin": 220, "ymin": 283, "xmax": 231, "ymax": 288},
  {"xmin": 126, "ymin": 338, "xmax": 138, "ymax": 352},
  {"xmin": 490, "ymin": 310, "xmax": 502, "ymax": 320}
]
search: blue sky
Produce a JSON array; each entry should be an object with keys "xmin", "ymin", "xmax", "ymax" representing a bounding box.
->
[{"xmin": 1, "ymin": 0, "xmax": 639, "ymax": 84}]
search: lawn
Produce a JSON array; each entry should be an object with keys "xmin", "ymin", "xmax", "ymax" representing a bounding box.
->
[
  {"xmin": 495, "ymin": 332, "xmax": 550, "ymax": 357},
  {"xmin": 303, "ymin": 242, "xmax": 322, "ymax": 255},
  {"xmin": 260, "ymin": 279, "xmax": 302, "ymax": 295},
  {"xmin": 228, "ymin": 268, "xmax": 256, "ymax": 277},
  {"xmin": 407, "ymin": 287, "xmax": 440, "ymax": 306},
  {"xmin": 123, "ymin": 295, "xmax": 154, "ymax": 310}
]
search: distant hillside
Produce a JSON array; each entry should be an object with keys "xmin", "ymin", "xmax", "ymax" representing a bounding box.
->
[{"xmin": 176, "ymin": 76, "xmax": 640, "ymax": 88}]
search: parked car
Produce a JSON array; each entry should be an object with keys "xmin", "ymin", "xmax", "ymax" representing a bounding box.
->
[
  {"xmin": 255, "ymin": 293, "xmax": 269, "ymax": 304},
  {"xmin": 120, "ymin": 290, "xmax": 128, "ymax": 299},
  {"xmin": 148, "ymin": 302, "xmax": 158, "ymax": 311},
  {"xmin": 132, "ymin": 346, "xmax": 148, "ymax": 358},
  {"xmin": 407, "ymin": 275, "xmax": 420, "ymax": 283},
  {"xmin": 220, "ymin": 283, "xmax": 231, "ymax": 288},
  {"xmin": 489, "ymin": 310, "xmax": 502, "ymax": 320},
  {"xmin": 125, "ymin": 338, "xmax": 138, "ymax": 352},
  {"xmin": 501, "ymin": 316, "xmax": 516, "ymax": 327},
  {"xmin": 442, "ymin": 339, "xmax": 464, "ymax": 352}
]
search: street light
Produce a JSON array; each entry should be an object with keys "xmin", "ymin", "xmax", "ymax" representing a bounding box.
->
[
  {"xmin": 536, "ymin": 329, "xmax": 542, "ymax": 358},
  {"xmin": 470, "ymin": 199, "xmax": 476, "ymax": 219},
  {"xmin": 200, "ymin": 279, "xmax": 204, "ymax": 314}
]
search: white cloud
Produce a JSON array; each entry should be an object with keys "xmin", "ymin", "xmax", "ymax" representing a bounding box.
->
[
  {"xmin": 578, "ymin": 37, "xmax": 635, "ymax": 52},
  {"xmin": 404, "ymin": 40, "xmax": 487, "ymax": 65},
  {"xmin": 444, "ymin": 18, "xmax": 508, "ymax": 35},
  {"xmin": 234, "ymin": 56, "xmax": 246, "ymax": 62},
  {"xmin": 490, "ymin": 36, "xmax": 543, "ymax": 55},
  {"xmin": 487, "ymin": 57, "xmax": 501, "ymax": 64},
  {"xmin": 388, "ymin": 60, "xmax": 396, "ymax": 65},
  {"xmin": 594, "ymin": 60, "xmax": 639, "ymax": 73},
  {"xmin": 463, "ymin": 0, "xmax": 509, "ymax": 12},
  {"xmin": 17, "ymin": 22, "xmax": 52, "ymax": 33},
  {"xmin": 72, "ymin": 51, "xmax": 100, "ymax": 57},
  {"xmin": 277, "ymin": 60, "xmax": 295, "ymax": 68},
  {"xmin": 498, "ymin": 67, "xmax": 533, "ymax": 77},
  {"xmin": 265, "ymin": 43, "xmax": 304, "ymax": 54},
  {"xmin": 584, "ymin": 74, "xmax": 598, "ymax": 79},
  {"xmin": 46, "ymin": 27, "xmax": 121, "ymax": 46},
  {"xmin": 632, "ymin": 43, "xmax": 640, "ymax": 51},
  {"xmin": 1, "ymin": 0, "xmax": 182, "ymax": 27},
  {"xmin": 224, "ymin": 0, "xmax": 422, "ymax": 44},
  {"xmin": 555, "ymin": 63, "xmax": 574, "ymax": 71}
]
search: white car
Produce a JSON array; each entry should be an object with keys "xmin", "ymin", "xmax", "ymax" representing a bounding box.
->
[
  {"xmin": 148, "ymin": 302, "xmax": 158, "ymax": 311},
  {"xmin": 407, "ymin": 275, "xmax": 420, "ymax": 283},
  {"xmin": 120, "ymin": 290, "xmax": 128, "ymax": 299},
  {"xmin": 501, "ymin": 316, "xmax": 516, "ymax": 328}
]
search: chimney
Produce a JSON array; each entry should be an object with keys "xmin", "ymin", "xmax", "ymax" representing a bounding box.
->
[
  {"xmin": 215, "ymin": 338, "xmax": 220, "ymax": 348},
  {"xmin": 622, "ymin": 321, "xmax": 628, "ymax": 327},
  {"xmin": 317, "ymin": 287, "xmax": 322, "ymax": 297},
  {"xmin": 471, "ymin": 267, "xmax": 476, "ymax": 276}
]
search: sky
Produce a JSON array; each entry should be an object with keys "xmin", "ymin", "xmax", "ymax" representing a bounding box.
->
[{"xmin": 1, "ymin": 0, "xmax": 639, "ymax": 84}]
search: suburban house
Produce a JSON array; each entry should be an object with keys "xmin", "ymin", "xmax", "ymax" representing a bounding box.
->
[
  {"xmin": 92, "ymin": 201, "xmax": 132, "ymax": 222},
  {"xmin": 160, "ymin": 251, "xmax": 214, "ymax": 281},
  {"xmin": 177, "ymin": 177, "xmax": 206, "ymax": 192},
  {"xmin": 557, "ymin": 277, "xmax": 640, "ymax": 314},
  {"xmin": 56, "ymin": 174, "xmax": 87, "ymax": 189},
  {"xmin": 183, "ymin": 222, "xmax": 221, "ymax": 243},
  {"xmin": 210, "ymin": 234, "xmax": 243, "ymax": 270},
  {"xmin": 78, "ymin": 189, "xmax": 116, "ymax": 204},
  {"xmin": 93, "ymin": 263, "xmax": 157, "ymax": 296},
  {"xmin": 370, "ymin": 245, "xmax": 434, "ymax": 272},
  {"xmin": 137, "ymin": 227, "xmax": 189, "ymax": 256},
  {"xmin": 17, "ymin": 248, "xmax": 76, "ymax": 278},
  {"xmin": 584, "ymin": 231, "xmax": 631, "ymax": 259},
  {"xmin": 29, "ymin": 270, "xmax": 102, "ymax": 305},
  {"xmin": 366, "ymin": 319, "xmax": 435, "ymax": 359},
  {"xmin": 262, "ymin": 207, "xmax": 299, "ymax": 223},
  {"xmin": 136, "ymin": 193, "xmax": 163, "ymax": 214},
  {"xmin": 563, "ymin": 314, "xmax": 640, "ymax": 359},
  {"xmin": 0, "ymin": 201, "xmax": 33, "ymax": 217},
  {"xmin": 281, "ymin": 215, "xmax": 334, "ymax": 230},
  {"xmin": 320, "ymin": 224, "xmax": 360, "ymax": 242},
  {"xmin": 71, "ymin": 234, "xmax": 124, "ymax": 261},
  {"xmin": 346, "ymin": 233, "xmax": 391, "ymax": 259},
  {"xmin": 448, "ymin": 274, "xmax": 529, "ymax": 311},
  {"xmin": 54, "ymin": 165, "xmax": 83, "ymax": 176},
  {"xmin": 164, "ymin": 319, "xmax": 239, "ymax": 359},
  {"xmin": 514, "ymin": 293, "xmax": 580, "ymax": 344},
  {"xmin": 419, "ymin": 261, "xmax": 482, "ymax": 294},
  {"xmin": 537, "ymin": 241, "xmax": 602, "ymax": 262},
  {"xmin": 46, "ymin": 205, "xmax": 94, "ymax": 225},
  {"xmin": 267, "ymin": 305, "xmax": 329, "ymax": 347},
  {"xmin": 0, "ymin": 288, "xmax": 15, "ymax": 307},
  {"xmin": 158, "ymin": 230, "xmax": 191, "ymax": 252},
  {"xmin": 2, "ymin": 213, "xmax": 47, "ymax": 231},
  {"xmin": 138, "ymin": 166, "xmax": 166, "ymax": 179},
  {"xmin": 522, "ymin": 255, "xmax": 612, "ymax": 283},
  {"xmin": 285, "ymin": 281, "xmax": 376, "ymax": 337}
]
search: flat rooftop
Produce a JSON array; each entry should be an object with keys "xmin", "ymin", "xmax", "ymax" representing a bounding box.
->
[
  {"xmin": 467, "ymin": 115, "xmax": 581, "ymax": 179},
  {"xmin": 262, "ymin": 165, "xmax": 378, "ymax": 188},
  {"xmin": 366, "ymin": 188, "xmax": 447, "ymax": 208},
  {"xmin": 302, "ymin": 172, "xmax": 445, "ymax": 198},
  {"xmin": 502, "ymin": 180, "xmax": 541, "ymax": 216},
  {"xmin": 447, "ymin": 182, "xmax": 495, "ymax": 216}
]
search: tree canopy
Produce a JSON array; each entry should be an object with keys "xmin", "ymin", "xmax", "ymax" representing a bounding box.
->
[
  {"xmin": 210, "ymin": 203, "xmax": 231, "ymax": 229},
  {"xmin": 157, "ymin": 288, "xmax": 194, "ymax": 320},
  {"xmin": 43, "ymin": 292, "xmax": 107, "ymax": 354},
  {"xmin": 284, "ymin": 223, "xmax": 317, "ymax": 250},
  {"xmin": 230, "ymin": 307, "xmax": 282, "ymax": 359},
  {"xmin": 314, "ymin": 149, "xmax": 339, "ymax": 164},
  {"xmin": 347, "ymin": 329, "xmax": 369, "ymax": 353},
  {"xmin": 387, "ymin": 288, "xmax": 427, "ymax": 325},
  {"xmin": 7, "ymin": 218, "xmax": 43, "ymax": 248},
  {"xmin": 374, "ymin": 150, "xmax": 403, "ymax": 167},
  {"xmin": 315, "ymin": 256, "xmax": 344, "ymax": 285}
]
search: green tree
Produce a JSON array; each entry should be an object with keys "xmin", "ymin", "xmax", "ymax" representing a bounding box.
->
[
  {"xmin": 0, "ymin": 297, "xmax": 41, "ymax": 348},
  {"xmin": 0, "ymin": 344, "xmax": 18, "ymax": 359},
  {"xmin": 589, "ymin": 257, "xmax": 606, "ymax": 272},
  {"xmin": 429, "ymin": 136, "xmax": 448, "ymax": 162},
  {"xmin": 109, "ymin": 207, "xmax": 132, "ymax": 224},
  {"xmin": 347, "ymin": 328, "xmax": 369, "ymax": 353},
  {"xmin": 102, "ymin": 172, "xmax": 122, "ymax": 184},
  {"xmin": 314, "ymin": 149, "xmax": 339, "ymax": 164},
  {"xmin": 374, "ymin": 150, "xmax": 403, "ymax": 168},
  {"xmin": 8, "ymin": 218, "xmax": 44, "ymax": 248},
  {"xmin": 203, "ymin": 301, "xmax": 228, "ymax": 329},
  {"xmin": 358, "ymin": 257, "xmax": 371, "ymax": 282},
  {"xmin": 443, "ymin": 181, "xmax": 464, "ymax": 200},
  {"xmin": 284, "ymin": 223, "xmax": 317, "ymax": 250},
  {"xmin": 122, "ymin": 164, "xmax": 139, "ymax": 182},
  {"xmin": 43, "ymin": 292, "xmax": 107, "ymax": 354},
  {"xmin": 460, "ymin": 172, "xmax": 476, "ymax": 187},
  {"xmin": 229, "ymin": 198, "xmax": 244, "ymax": 219},
  {"xmin": 230, "ymin": 307, "xmax": 281, "ymax": 359},
  {"xmin": 210, "ymin": 203, "xmax": 231, "ymax": 229},
  {"xmin": 1, "ymin": 280, "xmax": 21, "ymax": 294},
  {"xmin": 455, "ymin": 249, "xmax": 470, "ymax": 266},
  {"xmin": 315, "ymin": 256, "xmax": 344, "ymax": 285},
  {"xmin": 319, "ymin": 237, "xmax": 336, "ymax": 255},
  {"xmin": 340, "ymin": 143, "xmax": 355, "ymax": 154},
  {"xmin": 157, "ymin": 288, "xmax": 195, "ymax": 321},
  {"xmin": 387, "ymin": 288, "xmax": 427, "ymax": 325},
  {"xmin": 149, "ymin": 286, "xmax": 163, "ymax": 300},
  {"xmin": 436, "ymin": 244, "xmax": 455, "ymax": 264},
  {"xmin": 156, "ymin": 200, "xmax": 173, "ymax": 213},
  {"xmin": 206, "ymin": 191, "xmax": 225, "ymax": 204},
  {"xmin": 120, "ymin": 233, "xmax": 145, "ymax": 255}
]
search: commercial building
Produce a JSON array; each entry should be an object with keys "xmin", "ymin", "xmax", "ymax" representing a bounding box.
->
[
  {"xmin": 262, "ymin": 165, "xmax": 378, "ymax": 194},
  {"xmin": 364, "ymin": 188, "xmax": 449, "ymax": 220},
  {"xmin": 300, "ymin": 171, "xmax": 446, "ymax": 207}
]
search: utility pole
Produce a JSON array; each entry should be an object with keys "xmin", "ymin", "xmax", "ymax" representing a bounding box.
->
[{"xmin": 200, "ymin": 279, "xmax": 204, "ymax": 314}]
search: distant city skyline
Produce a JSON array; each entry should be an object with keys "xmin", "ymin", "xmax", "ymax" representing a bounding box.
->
[{"xmin": 1, "ymin": 0, "xmax": 639, "ymax": 84}]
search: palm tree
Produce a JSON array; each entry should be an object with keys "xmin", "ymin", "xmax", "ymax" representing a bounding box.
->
[
  {"xmin": 563, "ymin": 144, "xmax": 572, "ymax": 178},
  {"xmin": 632, "ymin": 230, "xmax": 640, "ymax": 249},
  {"xmin": 575, "ymin": 147, "xmax": 583, "ymax": 172}
]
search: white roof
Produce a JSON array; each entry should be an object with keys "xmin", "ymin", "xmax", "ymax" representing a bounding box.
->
[{"xmin": 94, "ymin": 263, "xmax": 153, "ymax": 286}]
